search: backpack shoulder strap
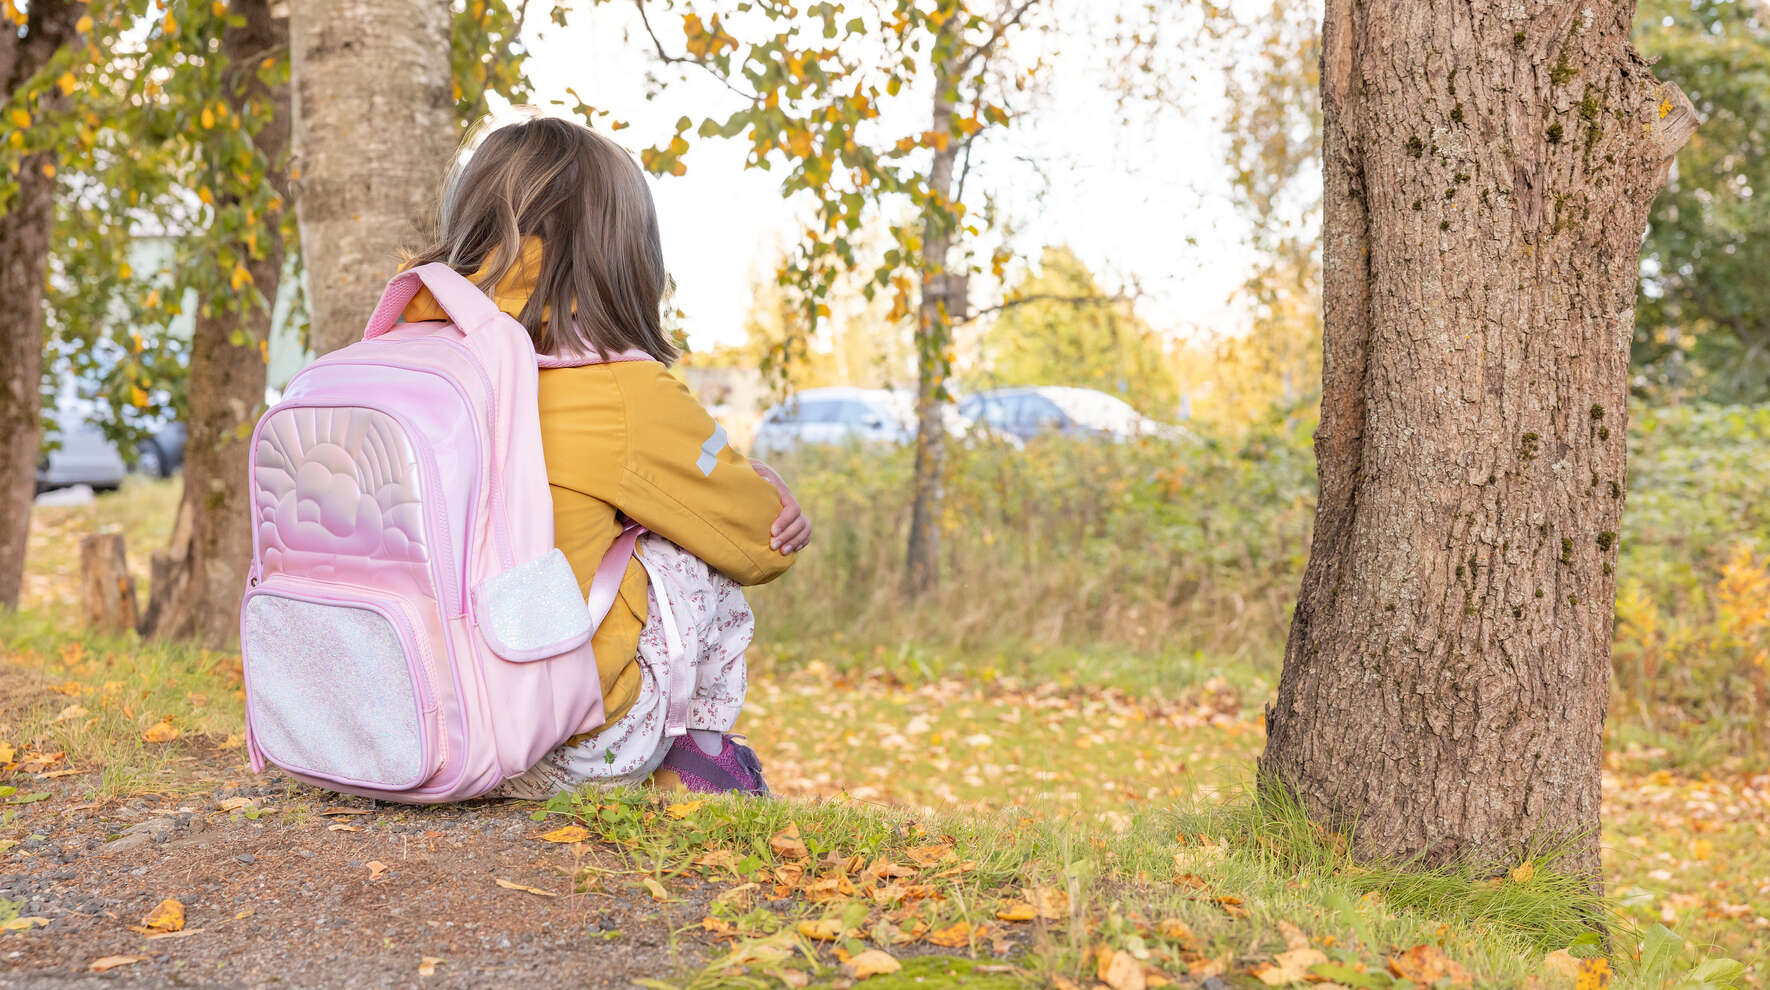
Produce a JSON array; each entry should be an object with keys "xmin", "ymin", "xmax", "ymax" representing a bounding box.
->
[{"xmin": 361, "ymin": 262, "xmax": 508, "ymax": 341}]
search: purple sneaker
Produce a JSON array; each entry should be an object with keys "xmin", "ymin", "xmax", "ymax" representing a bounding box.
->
[{"xmin": 655, "ymin": 734, "xmax": 771, "ymax": 796}]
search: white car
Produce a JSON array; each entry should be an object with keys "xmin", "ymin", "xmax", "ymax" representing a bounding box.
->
[
  {"xmin": 37, "ymin": 425, "xmax": 128, "ymax": 494},
  {"xmin": 751, "ymin": 387, "xmax": 913, "ymax": 458},
  {"xmin": 958, "ymin": 386, "xmax": 1184, "ymax": 443}
]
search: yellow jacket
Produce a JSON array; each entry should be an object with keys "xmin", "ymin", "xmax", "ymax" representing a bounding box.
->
[{"xmin": 404, "ymin": 249, "xmax": 792, "ymax": 726}]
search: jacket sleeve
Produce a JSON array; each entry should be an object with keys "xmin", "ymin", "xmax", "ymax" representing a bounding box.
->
[{"xmin": 613, "ymin": 365, "xmax": 796, "ymax": 586}]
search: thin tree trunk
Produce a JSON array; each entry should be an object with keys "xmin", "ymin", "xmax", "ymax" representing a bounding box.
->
[
  {"xmin": 903, "ymin": 38, "xmax": 960, "ymax": 597},
  {"xmin": 0, "ymin": 1, "xmax": 85, "ymax": 609},
  {"xmin": 290, "ymin": 0, "xmax": 455, "ymax": 356},
  {"xmin": 1260, "ymin": 0, "xmax": 1697, "ymax": 879},
  {"xmin": 139, "ymin": 0, "xmax": 290, "ymax": 646}
]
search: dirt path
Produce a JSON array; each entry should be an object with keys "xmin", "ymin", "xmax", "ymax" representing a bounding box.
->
[{"xmin": 2, "ymin": 770, "xmax": 719, "ymax": 988}]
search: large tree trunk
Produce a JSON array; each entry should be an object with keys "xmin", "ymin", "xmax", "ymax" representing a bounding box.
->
[
  {"xmin": 902, "ymin": 39, "xmax": 960, "ymax": 597},
  {"xmin": 0, "ymin": 1, "xmax": 85, "ymax": 609},
  {"xmin": 1260, "ymin": 0, "xmax": 1697, "ymax": 879},
  {"xmin": 290, "ymin": 0, "xmax": 455, "ymax": 356},
  {"xmin": 139, "ymin": 0, "xmax": 290, "ymax": 646}
]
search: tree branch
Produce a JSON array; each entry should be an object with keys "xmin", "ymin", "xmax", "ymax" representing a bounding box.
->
[
  {"xmin": 954, "ymin": 0, "xmax": 1038, "ymax": 77},
  {"xmin": 957, "ymin": 291, "xmax": 1127, "ymax": 326},
  {"xmin": 632, "ymin": 0, "xmax": 760, "ymax": 103}
]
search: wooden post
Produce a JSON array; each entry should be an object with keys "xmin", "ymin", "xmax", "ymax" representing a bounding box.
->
[{"xmin": 79, "ymin": 532, "xmax": 139, "ymax": 634}]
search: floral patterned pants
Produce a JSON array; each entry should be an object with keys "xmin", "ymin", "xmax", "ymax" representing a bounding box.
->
[{"xmin": 490, "ymin": 535, "xmax": 753, "ymax": 799}]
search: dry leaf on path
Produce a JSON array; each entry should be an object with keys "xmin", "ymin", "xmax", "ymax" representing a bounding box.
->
[
  {"xmin": 418, "ymin": 956, "xmax": 443, "ymax": 977},
  {"xmin": 695, "ymin": 849, "xmax": 740, "ymax": 872},
  {"xmin": 140, "ymin": 927, "xmax": 204, "ymax": 941},
  {"xmin": 0, "ymin": 916, "xmax": 48, "ymax": 933},
  {"xmin": 89, "ymin": 956, "xmax": 147, "ymax": 973},
  {"xmin": 142, "ymin": 719, "xmax": 179, "ymax": 743},
  {"xmin": 141, "ymin": 897, "xmax": 184, "ymax": 933},
  {"xmin": 1157, "ymin": 918, "xmax": 1197, "ymax": 946},
  {"xmin": 1253, "ymin": 947, "xmax": 1328, "ymax": 986},
  {"xmin": 1388, "ymin": 945, "xmax": 1472, "ymax": 987},
  {"xmin": 219, "ymin": 797, "xmax": 255, "ymax": 812},
  {"xmin": 365, "ymin": 861, "xmax": 389, "ymax": 881},
  {"xmin": 1027, "ymin": 885, "xmax": 1068, "ymax": 919},
  {"xmin": 843, "ymin": 949, "xmax": 903, "ymax": 980},
  {"xmin": 770, "ymin": 822, "xmax": 808, "ymax": 860},
  {"xmin": 53, "ymin": 705, "xmax": 88, "ymax": 723},
  {"xmin": 642, "ymin": 878, "xmax": 669, "ymax": 902},
  {"xmin": 320, "ymin": 807, "xmax": 371, "ymax": 816},
  {"xmin": 0, "ymin": 742, "xmax": 13, "ymax": 763},
  {"xmin": 797, "ymin": 918, "xmax": 843, "ymax": 940},
  {"xmin": 327, "ymin": 823, "xmax": 362, "ymax": 832},
  {"xmin": 1096, "ymin": 947, "xmax": 1147, "ymax": 990},
  {"xmin": 537, "ymin": 825, "xmax": 590, "ymax": 844},
  {"xmin": 493, "ymin": 878, "xmax": 559, "ymax": 897}
]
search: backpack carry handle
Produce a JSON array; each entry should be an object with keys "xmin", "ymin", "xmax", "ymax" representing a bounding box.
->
[{"xmin": 362, "ymin": 262, "xmax": 509, "ymax": 341}]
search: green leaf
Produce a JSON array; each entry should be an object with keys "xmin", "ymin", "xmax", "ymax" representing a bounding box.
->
[{"xmin": 8, "ymin": 792, "xmax": 50, "ymax": 805}]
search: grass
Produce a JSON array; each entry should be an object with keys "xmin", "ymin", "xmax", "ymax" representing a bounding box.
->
[{"xmin": 5, "ymin": 474, "xmax": 1766, "ymax": 986}]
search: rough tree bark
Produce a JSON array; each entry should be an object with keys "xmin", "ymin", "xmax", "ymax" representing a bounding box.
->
[
  {"xmin": 0, "ymin": 1, "xmax": 85, "ymax": 610},
  {"xmin": 902, "ymin": 37, "xmax": 960, "ymax": 597},
  {"xmin": 290, "ymin": 0, "xmax": 455, "ymax": 356},
  {"xmin": 138, "ymin": 0, "xmax": 290, "ymax": 646},
  {"xmin": 1260, "ymin": 0, "xmax": 1697, "ymax": 879}
]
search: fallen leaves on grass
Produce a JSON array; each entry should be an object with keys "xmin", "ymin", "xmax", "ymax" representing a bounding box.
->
[
  {"xmin": 1157, "ymin": 918, "xmax": 1197, "ymax": 946},
  {"xmin": 1575, "ymin": 957, "xmax": 1612, "ymax": 990},
  {"xmin": 142, "ymin": 718, "xmax": 179, "ymax": 743},
  {"xmin": 1097, "ymin": 946, "xmax": 1147, "ymax": 990},
  {"xmin": 493, "ymin": 878, "xmax": 559, "ymax": 897},
  {"xmin": 1510, "ymin": 860, "xmax": 1536, "ymax": 884},
  {"xmin": 796, "ymin": 917, "xmax": 843, "ymax": 940},
  {"xmin": 770, "ymin": 822, "xmax": 808, "ymax": 860},
  {"xmin": 843, "ymin": 948, "xmax": 902, "ymax": 980},
  {"xmin": 666, "ymin": 800, "xmax": 702, "ymax": 819},
  {"xmin": 0, "ymin": 741, "xmax": 11, "ymax": 763},
  {"xmin": 905, "ymin": 842, "xmax": 954, "ymax": 867},
  {"xmin": 536, "ymin": 824, "xmax": 590, "ymax": 844},
  {"xmin": 1252, "ymin": 947, "xmax": 1328, "ymax": 986},
  {"xmin": 1387, "ymin": 945, "xmax": 1472, "ymax": 987},
  {"xmin": 89, "ymin": 955, "xmax": 147, "ymax": 972},
  {"xmin": 926, "ymin": 920, "xmax": 978, "ymax": 948},
  {"xmin": 218, "ymin": 797, "xmax": 255, "ymax": 812},
  {"xmin": 53, "ymin": 704, "xmax": 88, "ymax": 723}
]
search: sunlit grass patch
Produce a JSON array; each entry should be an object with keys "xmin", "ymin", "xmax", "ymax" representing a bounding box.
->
[
  {"xmin": 0, "ymin": 610, "xmax": 245, "ymax": 800},
  {"xmin": 21, "ymin": 476, "xmax": 179, "ymax": 614},
  {"xmin": 535, "ymin": 786, "xmax": 1685, "ymax": 989}
]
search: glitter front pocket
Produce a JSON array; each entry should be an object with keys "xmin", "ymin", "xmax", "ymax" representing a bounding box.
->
[{"xmin": 241, "ymin": 579, "xmax": 442, "ymax": 792}]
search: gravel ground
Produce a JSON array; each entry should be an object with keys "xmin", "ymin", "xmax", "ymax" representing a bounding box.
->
[{"xmin": 1, "ymin": 772, "xmax": 715, "ymax": 988}]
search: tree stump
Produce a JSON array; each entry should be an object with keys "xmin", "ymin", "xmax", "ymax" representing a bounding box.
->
[{"xmin": 79, "ymin": 532, "xmax": 139, "ymax": 634}]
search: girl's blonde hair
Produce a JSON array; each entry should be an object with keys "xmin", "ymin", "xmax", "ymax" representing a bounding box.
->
[{"xmin": 407, "ymin": 112, "xmax": 678, "ymax": 363}]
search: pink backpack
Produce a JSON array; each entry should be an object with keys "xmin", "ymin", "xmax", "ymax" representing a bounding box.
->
[{"xmin": 239, "ymin": 263, "xmax": 639, "ymax": 802}]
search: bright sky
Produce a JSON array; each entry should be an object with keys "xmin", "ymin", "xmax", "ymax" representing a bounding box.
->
[{"xmin": 512, "ymin": 3, "xmax": 1259, "ymax": 352}]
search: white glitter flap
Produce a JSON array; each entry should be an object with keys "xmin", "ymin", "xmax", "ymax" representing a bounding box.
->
[{"xmin": 473, "ymin": 548, "xmax": 593, "ymax": 662}]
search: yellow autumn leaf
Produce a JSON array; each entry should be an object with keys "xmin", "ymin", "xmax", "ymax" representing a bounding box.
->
[
  {"xmin": 642, "ymin": 877, "xmax": 669, "ymax": 902},
  {"xmin": 0, "ymin": 741, "xmax": 13, "ymax": 764},
  {"xmin": 40, "ymin": 162, "xmax": 54, "ymax": 178},
  {"xmin": 995, "ymin": 900, "xmax": 1036, "ymax": 922},
  {"xmin": 843, "ymin": 949, "xmax": 902, "ymax": 980},
  {"xmin": 200, "ymin": 107, "xmax": 214, "ymax": 129},
  {"xmin": 1509, "ymin": 860, "xmax": 1535, "ymax": 884},
  {"xmin": 57, "ymin": 73, "xmax": 76, "ymax": 95},
  {"xmin": 8, "ymin": 108, "xmax": 28, "ymax": 129},
  {"xmin": 54, "ymin": 704, "xmax": 88, "ymax": 723},
  {"xmin": 1254, "ymin": 947, "xmax": 1327, "ymax": 986},
  {"xmin": 1388, "ymin": 945, "xmax": 1472, "ymax": 987},
  {"xmin": 665, "ymin": 800, "xmax": 702, "ymax": 819},
  {"xmin": 231, "ymin": 263, "xmax": 253, "ymax": 291},
  {"xmin": 142, "ymin": 719, "xmax": 179, "ymax": 743},
  {"xmin": 1, "ymin": 916, "xmax": 49, "ymax": 933},
  {"xmin": 89, "ymin": 955, "xmax": 146, "ymax": 973},
  {"xmin": 1575, "ymin": 958, "xmax": 1612, "ymax": 990},
  {"xmin": 925, "ymin": 920, "xmax": 972, "ymax": 948},
  {"xmin": 141, "ymin": 897, "xmax": 184, "ymax": 933},
  {"xmin": 537, "ymin": 824, "xmax": 589, "ymax": 844},
  {"xmin": 75, "ymin": 14, "xmax": 93, "ymax": 32},
  {"xmin": 796, "ymin": 917, "xmax": 842, "ymax": 940},
  {"xmin": 119, "ymin": 261, "xmax": 132, "ymax": 278},
  {"xmin": 1097, "ymin": 947, "xmax": 1146, "ymax": 990},
  {"xmin": 130, "ymin": 386, "xmax": 150, "ymax": 408}
]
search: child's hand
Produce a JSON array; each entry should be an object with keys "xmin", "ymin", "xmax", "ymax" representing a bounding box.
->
[{"xmin": 751, "ymin": 459, "xmax": 811, "ymax": 554}]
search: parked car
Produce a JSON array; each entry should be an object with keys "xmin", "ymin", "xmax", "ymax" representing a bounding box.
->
[
  {"xmin": 752, "ymin": 387, "xmax": 913, "ymax": 458},
  {"xmin": 958, "ymin": 386, "xmax": 1183, "ymax": 443},
  {"xmin": 36, "ymin": 425, "xmax": 128, "ymax": 494},
  {"xmin": 134, "ymin": 420, "xmax": 186, "ymax": 478}
]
